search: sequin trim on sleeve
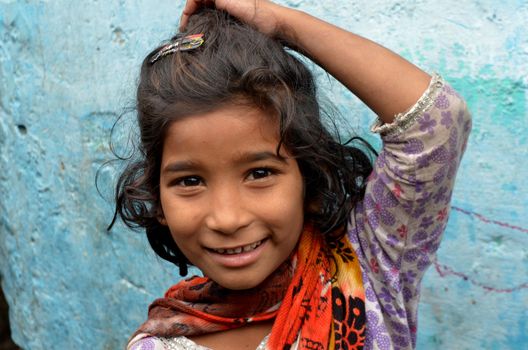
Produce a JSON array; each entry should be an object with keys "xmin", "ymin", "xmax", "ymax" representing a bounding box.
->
[
  {"xmin": 151, "ymin": 334, "xmax": 270, "ymax": 350},
  {"xmin": 158, "ymin": 336, "xmax": 210, "ymax": 350},
  {"xmin": 370, "ymin": 73, "xmax": 444, "ymax": 136}
]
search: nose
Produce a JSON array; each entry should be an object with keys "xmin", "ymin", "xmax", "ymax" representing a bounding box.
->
[{"xmin": 204, "ymin": 184, "xmax": 252, "ymax": 235}]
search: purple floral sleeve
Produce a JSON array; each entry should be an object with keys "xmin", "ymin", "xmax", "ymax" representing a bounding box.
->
[{"xmin": 347, "ymin": 74, "xmax": 472, "ymax": 350}]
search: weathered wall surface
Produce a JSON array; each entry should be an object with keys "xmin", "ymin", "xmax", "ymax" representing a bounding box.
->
[{"xmin": 0, "ymin": 0, "xmax": 526, "ymax": 349}]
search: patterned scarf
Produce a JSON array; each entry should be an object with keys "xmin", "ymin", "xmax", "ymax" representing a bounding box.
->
[{"xmin": 130, "ymin": 224, "xmax": 366, "ymax": 349}]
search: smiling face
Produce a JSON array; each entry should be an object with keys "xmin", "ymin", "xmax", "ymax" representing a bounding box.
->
[{"xmin": 159, "ymin": 104, "xmax": 305, "ymax": 290}]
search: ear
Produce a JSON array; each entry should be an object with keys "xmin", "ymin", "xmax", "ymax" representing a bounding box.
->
[
  {"xmin": 304, "ymin": 190, "xmax": 322, "ymax": 215},
  {"xmin": 156, "ymin": 207, "xmax": 168, "ymax": 226},
  {"xmin": 305, "ymin": 199, "xmax": 321, "ymax": 214},
  {"xmin": 158, "ymin": 216, "xmax": 168, "ymax": 226}
]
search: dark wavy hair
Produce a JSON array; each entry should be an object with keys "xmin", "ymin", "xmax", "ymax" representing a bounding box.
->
[{"xmin": 110, "ymin": 9, "xmax": 376, "ymax": 276}]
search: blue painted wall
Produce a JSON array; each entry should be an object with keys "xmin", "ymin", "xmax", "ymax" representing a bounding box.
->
[{"xmin": 0, "ymin": 1, "xmax": 526, "ymax": 349}]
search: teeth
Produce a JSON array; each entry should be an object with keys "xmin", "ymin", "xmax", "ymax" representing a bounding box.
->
[
  {"xmin": 242, "ymin": 244, "xmax": 253, "ymax": 252},
  {"xmin": 213, "ymin": 240, "xmax": 263, "ymax": 255}
]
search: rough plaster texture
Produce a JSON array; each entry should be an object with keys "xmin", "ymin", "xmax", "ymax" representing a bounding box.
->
[{"xmin": 0, "ymin": 0, "xmax": 526, "ymax": 349}]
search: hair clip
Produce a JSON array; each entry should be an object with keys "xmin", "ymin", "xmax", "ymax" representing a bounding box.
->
[{"xmin": 149, "ymin": 34, "xmax": 205, "ymax": 64}]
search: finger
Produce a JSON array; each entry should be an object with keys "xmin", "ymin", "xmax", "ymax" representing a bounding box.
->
[
  {"xmin": 179, "ymin": 13, "xmax": 190, "ymax": 32},
  {"xmin": 180, "ymin": 0, "xmax": 201, "ymax": 31},
  {"xmin": 179, "ymin": 0, "xmax": 215, "ymax": 31}
]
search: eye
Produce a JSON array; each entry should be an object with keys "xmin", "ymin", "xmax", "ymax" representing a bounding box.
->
[
  {"xmin": 247, "ymin": 168, "xmax": 274, "ymax": 181},
  {"xmin": 175, "ymin": 176, "xmax": 203, "ymax": 187}
]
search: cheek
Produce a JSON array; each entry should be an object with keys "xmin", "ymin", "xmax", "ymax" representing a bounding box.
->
[
  {"xmin": 266, "ymin": 176, "xmax": 305, "ymax": 231},
  {"xmin": 260, "ymin": 198, "xmax": 303, "ymax": 229},
  {"xmin": 159, "ymin": 194, "xmax": 201, "ymax": 239},
  {"xmin": 285, "ymin": 187, "xmax": 305, "ymax": 220}
]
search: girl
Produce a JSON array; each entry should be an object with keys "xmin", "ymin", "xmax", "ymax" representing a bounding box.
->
[{"xmin": 118, "ymin": 1, "xmax": 471, "ymax": 349}]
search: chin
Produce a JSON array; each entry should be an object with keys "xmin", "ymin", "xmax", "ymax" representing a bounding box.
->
[{"xmin": 214, "ymin": 273, "xmax": 268, "ymax": 291}]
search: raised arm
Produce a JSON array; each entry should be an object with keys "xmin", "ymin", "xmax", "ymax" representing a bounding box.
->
[{"xmin": 180, "ymin": 0, "xmax": 431, "ymax": 122}]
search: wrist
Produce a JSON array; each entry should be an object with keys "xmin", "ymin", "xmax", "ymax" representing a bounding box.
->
[
  {"xmin": 270, "ymin": 5, "xmax": 305, "ymax": 43},
  {"xmin": 252, "ymin": 1, "xmax": 294, "ymax": 39}
]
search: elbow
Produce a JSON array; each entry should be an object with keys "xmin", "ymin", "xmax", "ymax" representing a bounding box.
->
[{"xmin": 452, "ymin": 94, "xmax": 472, "ymax": 154}]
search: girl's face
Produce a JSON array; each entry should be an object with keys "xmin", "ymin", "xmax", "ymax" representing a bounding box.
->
[{"xmin": 159, "ymin": 104, "xmax": 304, "ymax": 290}]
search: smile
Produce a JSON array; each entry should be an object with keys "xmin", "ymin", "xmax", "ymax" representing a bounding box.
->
[{"xmin": 210, "ymin": 239, "xmax": 265, "ymax": 255}]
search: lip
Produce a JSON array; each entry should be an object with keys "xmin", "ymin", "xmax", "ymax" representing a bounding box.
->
[{"xmin": 205, "ymin": 238, "xmax": 268, "ymax": 268}]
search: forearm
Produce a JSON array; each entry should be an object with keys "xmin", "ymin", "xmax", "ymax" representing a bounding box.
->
[{"xmin": 273, "ymin": 6, "xmax": 431, "ymax": 123}]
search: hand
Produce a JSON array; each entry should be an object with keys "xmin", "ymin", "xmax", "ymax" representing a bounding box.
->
[
  {"xmin": 179, "ymin": 0, "xmax": 283, "ymax": 37},
  {"xmin": 180, "ymin": 1, "xmax": 431, "ymax": 122}
]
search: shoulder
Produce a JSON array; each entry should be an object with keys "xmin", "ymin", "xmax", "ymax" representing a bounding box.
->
[
  {"xmin": 128, "ymin": 335, "xmax": 211, "ymax": 350},
  {"xmin": 371, "ymin": 73, "xmax": 471, "ymax": 139}
]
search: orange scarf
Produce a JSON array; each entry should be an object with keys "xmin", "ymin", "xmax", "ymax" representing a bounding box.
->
[{"xmin": 131, "ymin": 225, "xmax": 365, "ymax": 349}]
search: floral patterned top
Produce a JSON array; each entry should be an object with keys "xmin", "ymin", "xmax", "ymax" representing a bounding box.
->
[
  {"xmin": 352, "ymin": 73, "xmax": 471, "ymax": 349},
  {"xmin": 127, "ymin": 74, "xmax": 472, "ymax": 350}
]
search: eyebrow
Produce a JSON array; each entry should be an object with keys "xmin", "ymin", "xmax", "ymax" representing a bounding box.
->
[
  {"xmin": 235, "ymin": 151, "xmax": 288, "ymax": 164},
  {"xmin": 162, "ymin": 160, "xmax": 199, "ymax": 174},
  {"xmin": 162, "ymin": 151, "xmax": 288, "ymax": 174}
]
